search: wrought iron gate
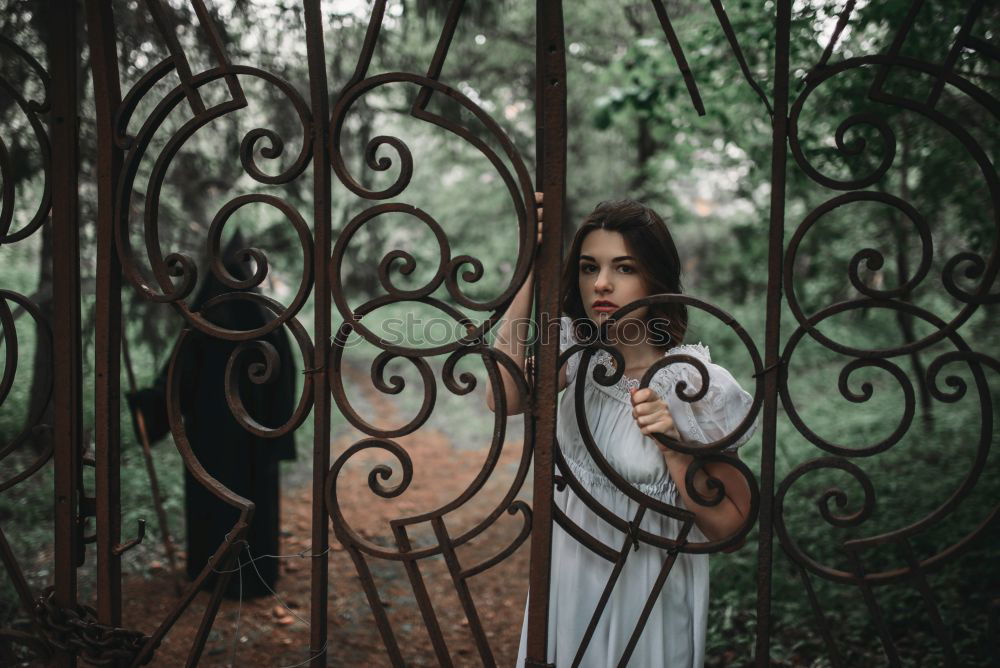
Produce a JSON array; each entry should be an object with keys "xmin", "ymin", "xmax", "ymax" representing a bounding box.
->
[{"xmin": 1, "ymin": 0, "xmax": 997, "ymax": 665}]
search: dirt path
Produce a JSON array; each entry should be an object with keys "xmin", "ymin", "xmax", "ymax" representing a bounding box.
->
[{"xmin": 121, "ymin": 360, "xmax": 531, "ymax": 666}]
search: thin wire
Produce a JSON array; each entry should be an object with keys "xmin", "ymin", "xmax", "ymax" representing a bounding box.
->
[
  {"xmin": 207, "ymin": 535, "xmax": 335, "ymax": 667},
  {"xmin": 211, "ymin": 532, "xmax": 331, "ymax": 574},
  {"xmin": 276, "ymin": 639, "xmax": 330, "ymax": 668},
  {"xmin": 243, "ymin": 543, "xmax": 312, "ymax": 628}
]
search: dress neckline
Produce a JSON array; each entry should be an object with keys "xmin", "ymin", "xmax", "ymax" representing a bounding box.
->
[{"xmin": 589, "ymin": 343, "xmax": 711, "ymax": 401}]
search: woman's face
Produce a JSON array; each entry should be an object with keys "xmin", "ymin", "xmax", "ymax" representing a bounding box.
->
[{"xmin": 578, "ymin": 229, "xmax": 650, "ymax": 332}]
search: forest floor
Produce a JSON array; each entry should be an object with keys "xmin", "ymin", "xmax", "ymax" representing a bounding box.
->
[{"xmin": 119, "ymin": 359, "xmax": 532, "ymax": 667}]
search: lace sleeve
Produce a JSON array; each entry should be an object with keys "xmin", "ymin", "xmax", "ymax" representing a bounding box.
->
[{"xmin": 650, "ymin": 346, "xmax": 757, "ymax": 452}]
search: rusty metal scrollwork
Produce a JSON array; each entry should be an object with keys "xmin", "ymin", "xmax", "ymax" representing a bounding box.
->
[
  {"xmin": 0, "ymin": 29, "xmax": 57, "ymax": 665},
  {"xmin": 552, "ymin": 295, "xmax": 763, "ymax": 664},
  {"xmin": 94, "ymin": 2, "xmax": 318, "ymax": 664},
  {"xmin": 775, "ymin": 1, "xmax": 998, "ymax": 663},
  {"xmin": 322, "ymin": 1, "xmax": 539, "ymax": 664}
]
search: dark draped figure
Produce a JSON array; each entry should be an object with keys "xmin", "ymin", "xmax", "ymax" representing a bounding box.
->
[{"xmin": 126, "ymin": 232, "xmax": 297, "ymax": 599}]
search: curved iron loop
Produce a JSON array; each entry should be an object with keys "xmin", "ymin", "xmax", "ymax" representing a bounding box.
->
[
  {"xmin": 0, "ymin": 36, "xmax": 52, "ymax": 244},
  {"xmin": 325, "ymin": 343, "xmax": 535, "ymax": 562},
  {"xmin": 774, "ymin": 456, "xmax": 878, "ymax": 585},
  {"xmin": 131, "ymin": 329, "xmax": 255, "ymax": 664},
  {"xmin": 788, "ymin": 53, "xmax": 1000, "ymax": 320},
  {"xmin": 558, "ymin": 294, "xmax": 763, "ymax": 555},
  {"xmin": 778, "ymin": 271, "xmax": 996, "ymax": 587},
  {"xmin": 222, "ymin": 315, "xmax": 316, "ymax": 440},
  {"xmin": 114, "ymin": 65, "xmax": 313, "ymax": 308},
  {"xmin": 785, "ymin": 192, "xmax": 933, "ymax": 322},
  {"xmin": 0, "ymin": 292, "xmax": 54, "ymax": 477},
  {"xmin": 780, "ymin": 339, "xmax": 917, "ymax": 458},
  {"xmin": 325, "ymin": 438, "xmax": 415, "ymax": 555},
  {"xmin": 328, "ymin": 72, "xmax": 537, "ymax": 312},
  {"xmin": 328, "ymin": 316, "xmax": 438, "ymax": 439}
]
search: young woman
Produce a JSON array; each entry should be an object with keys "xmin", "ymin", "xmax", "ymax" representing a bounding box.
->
[{"xmin": 486, "ymin": 194, "xmax": 756, "ymax": 666}]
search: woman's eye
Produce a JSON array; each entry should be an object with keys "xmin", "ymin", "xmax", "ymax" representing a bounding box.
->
[
  {"xmin": 618, "ymin": 265, "xmax": 635, "ymax": 274},
  {"xmin": 580, "ymin": 264, "xmax": 597, "ymax": 274}
]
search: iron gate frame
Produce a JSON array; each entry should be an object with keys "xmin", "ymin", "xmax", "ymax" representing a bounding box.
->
[{"xmin": 0, "ymin": 0, "xmax": 997, "ymax": 666}]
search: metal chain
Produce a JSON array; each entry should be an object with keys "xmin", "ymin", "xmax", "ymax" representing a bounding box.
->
[{"xmin": 33, "ymin": 587, "xmax": 156, "ymax": 666}]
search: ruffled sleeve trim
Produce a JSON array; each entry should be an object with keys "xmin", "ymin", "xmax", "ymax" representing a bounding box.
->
[{"xmin": 648, "ymin": 346, "xmax": 757, "ymax": 452}]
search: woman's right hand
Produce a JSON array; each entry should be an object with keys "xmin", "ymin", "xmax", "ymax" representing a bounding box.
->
[{"xmin": 535, "ymin": 191, "xmax": 544, "ymax": 246}]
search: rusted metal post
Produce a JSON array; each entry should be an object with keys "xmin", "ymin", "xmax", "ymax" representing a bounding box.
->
[
  {"xmin": 525, "ymin": 1, "xmax": 565, "ymax": 665},
  {"xmin": 86, "ymin": 0, "xmax": 126, "ymax": 630},
  {"xmin": 120, "ymin": 324, "xmax": 182, "ymax": 594},
  {"xmin": 754, "ymin": 0, "xmax": 791, "ymax": 664},
  {"xmin": 49, "ymin": 1, "xmax": 82, "ymax": 665},
  {"xmin": 304, "ymin": 0, "xmax": 332, "ymax": 664}
]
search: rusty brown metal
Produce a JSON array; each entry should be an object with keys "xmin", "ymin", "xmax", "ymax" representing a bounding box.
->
[
  {"xmin": 324, "ymin": 0, "xmax": 541, "ymax": 664},
  {"xmin": 120, "ymin": 322, "xmax": 182, "ymax": 593},
  {"xmin": 304, "ymin": 0, "xmax": 333, "ymax": 664},
  {"xmin": 772, "ymin": 0, "xmax": 999, "ymax": 665},
  {"xmin": 524, "ymin": 1, "xmax": 566, "ymax": 665},
  {"xmin": 548, "ymin": 305, "xmax": 762, "ymax": 666},
  {"xmin": 0, "ymin": 19, "xmax": 56, "ymax": 662},
  {"xmin": 754, "ymin": 1, "xmax": 792, "ymax": 664},
  {"xmin": 49, "ymin": 1, "xmax": 83, "ymax": 665},
  {"xmin": 86, "ymin": 0, "xmax": 126, "ymax": 631},
  {"xmin": 82, "ymin": 0, "xmax": 314, "ymax": 663}
]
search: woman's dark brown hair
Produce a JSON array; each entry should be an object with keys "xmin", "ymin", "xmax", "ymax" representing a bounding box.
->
[{"xmin": 560, "ymin": 199, "xmax": 688, "ymax": 349}]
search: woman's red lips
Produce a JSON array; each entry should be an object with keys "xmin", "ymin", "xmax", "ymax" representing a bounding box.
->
[{"xmin": 592, "ymin": 300, "xmax": 618, "ymax": 311}]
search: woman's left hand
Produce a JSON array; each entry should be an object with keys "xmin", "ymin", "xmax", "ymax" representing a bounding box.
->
[{"xmin": 629, "ymin": 387, "xmax": 681, "ymax": 446}]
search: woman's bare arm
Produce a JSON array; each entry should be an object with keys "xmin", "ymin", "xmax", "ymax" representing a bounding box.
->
[
  {"xmin": 661, "ymin": 451, "xmax": 752, "ymax": 544},
  {"xmin": 630, "ymin": 387, "xmax": 752, "ymax": 544},
  {"xmin": 485, "ymin": 265, "xmax": 536, "ymax": 415},
  {"xmin": 486, "ymin": 192, "xmax": 565, "ymax": 415}
]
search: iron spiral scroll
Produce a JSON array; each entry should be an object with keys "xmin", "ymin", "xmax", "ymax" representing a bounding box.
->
[
  {"xmin": 321, "ymin": 1, "xmax": 542, "ymax": 664},
  {"xmin": 774, "ymin": 1, "xmax": 999, "ymax": 664},
  {"xmin": 0, "ymin": 30, "xmax": 57, "ymax": 665},
  {"xmin": 549, "ymin": 295, "xmax": 763, "ymax": 666},
  {"xmin": 93, "ymin": 1, "xmax": 318, "ymax": 664}
]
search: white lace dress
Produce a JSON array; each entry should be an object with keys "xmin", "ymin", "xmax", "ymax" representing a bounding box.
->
[{"xmin": 516, "ymin": 316, "xmax": 757, "ymax": 667}]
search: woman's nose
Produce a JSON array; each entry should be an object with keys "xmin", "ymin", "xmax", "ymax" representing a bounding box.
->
[{"xmin": 594, "ymin": 268, "xmax": 612, "ymax": 292}]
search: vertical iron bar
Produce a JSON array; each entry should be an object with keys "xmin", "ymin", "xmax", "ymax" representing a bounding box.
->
[
  {"xmin": 347, "ymin": 547, "xmax": 406, "ymax": 665},
  {"xmin": 571, "ymin": 507, "xmax": 647, "ymax": 668},
  {"xmin": 49, "ymin": 1, "xmax": 82, "ymax": 665},
  {"xmin": 393, "ymin": 526, "xmax": 454, "ymax": 666},
  {"xmin": 899, "ymin": 539, "xmax": 957, "ymax": 666},
  {"xmin": 431, "ymin": 518, "xmax": 496, "ymax": 667},
  {"xmin": 615, "ymin": 523, "xmax": 693, "ymax": 667},
  {"xmin": 754, "ymin": 1, "xmax": 791, "ymax": 665},
  {"xmin": 525, "ymin": 1, "xmax": 565, "ymax": 665},
  {"xmin": 796, "ymin": 563, "xmax": 844, "ymax": 667},
  {"xmin": 846, "ymin": 549, "xmax": 902, "ymax": 666},
  {"xmin": 304, "ymin": 0, "xmax": 332, "ymax": 665},
  {"xmin": 86, "ymin": 0, "xmax": 124, "ymax": 629}
]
